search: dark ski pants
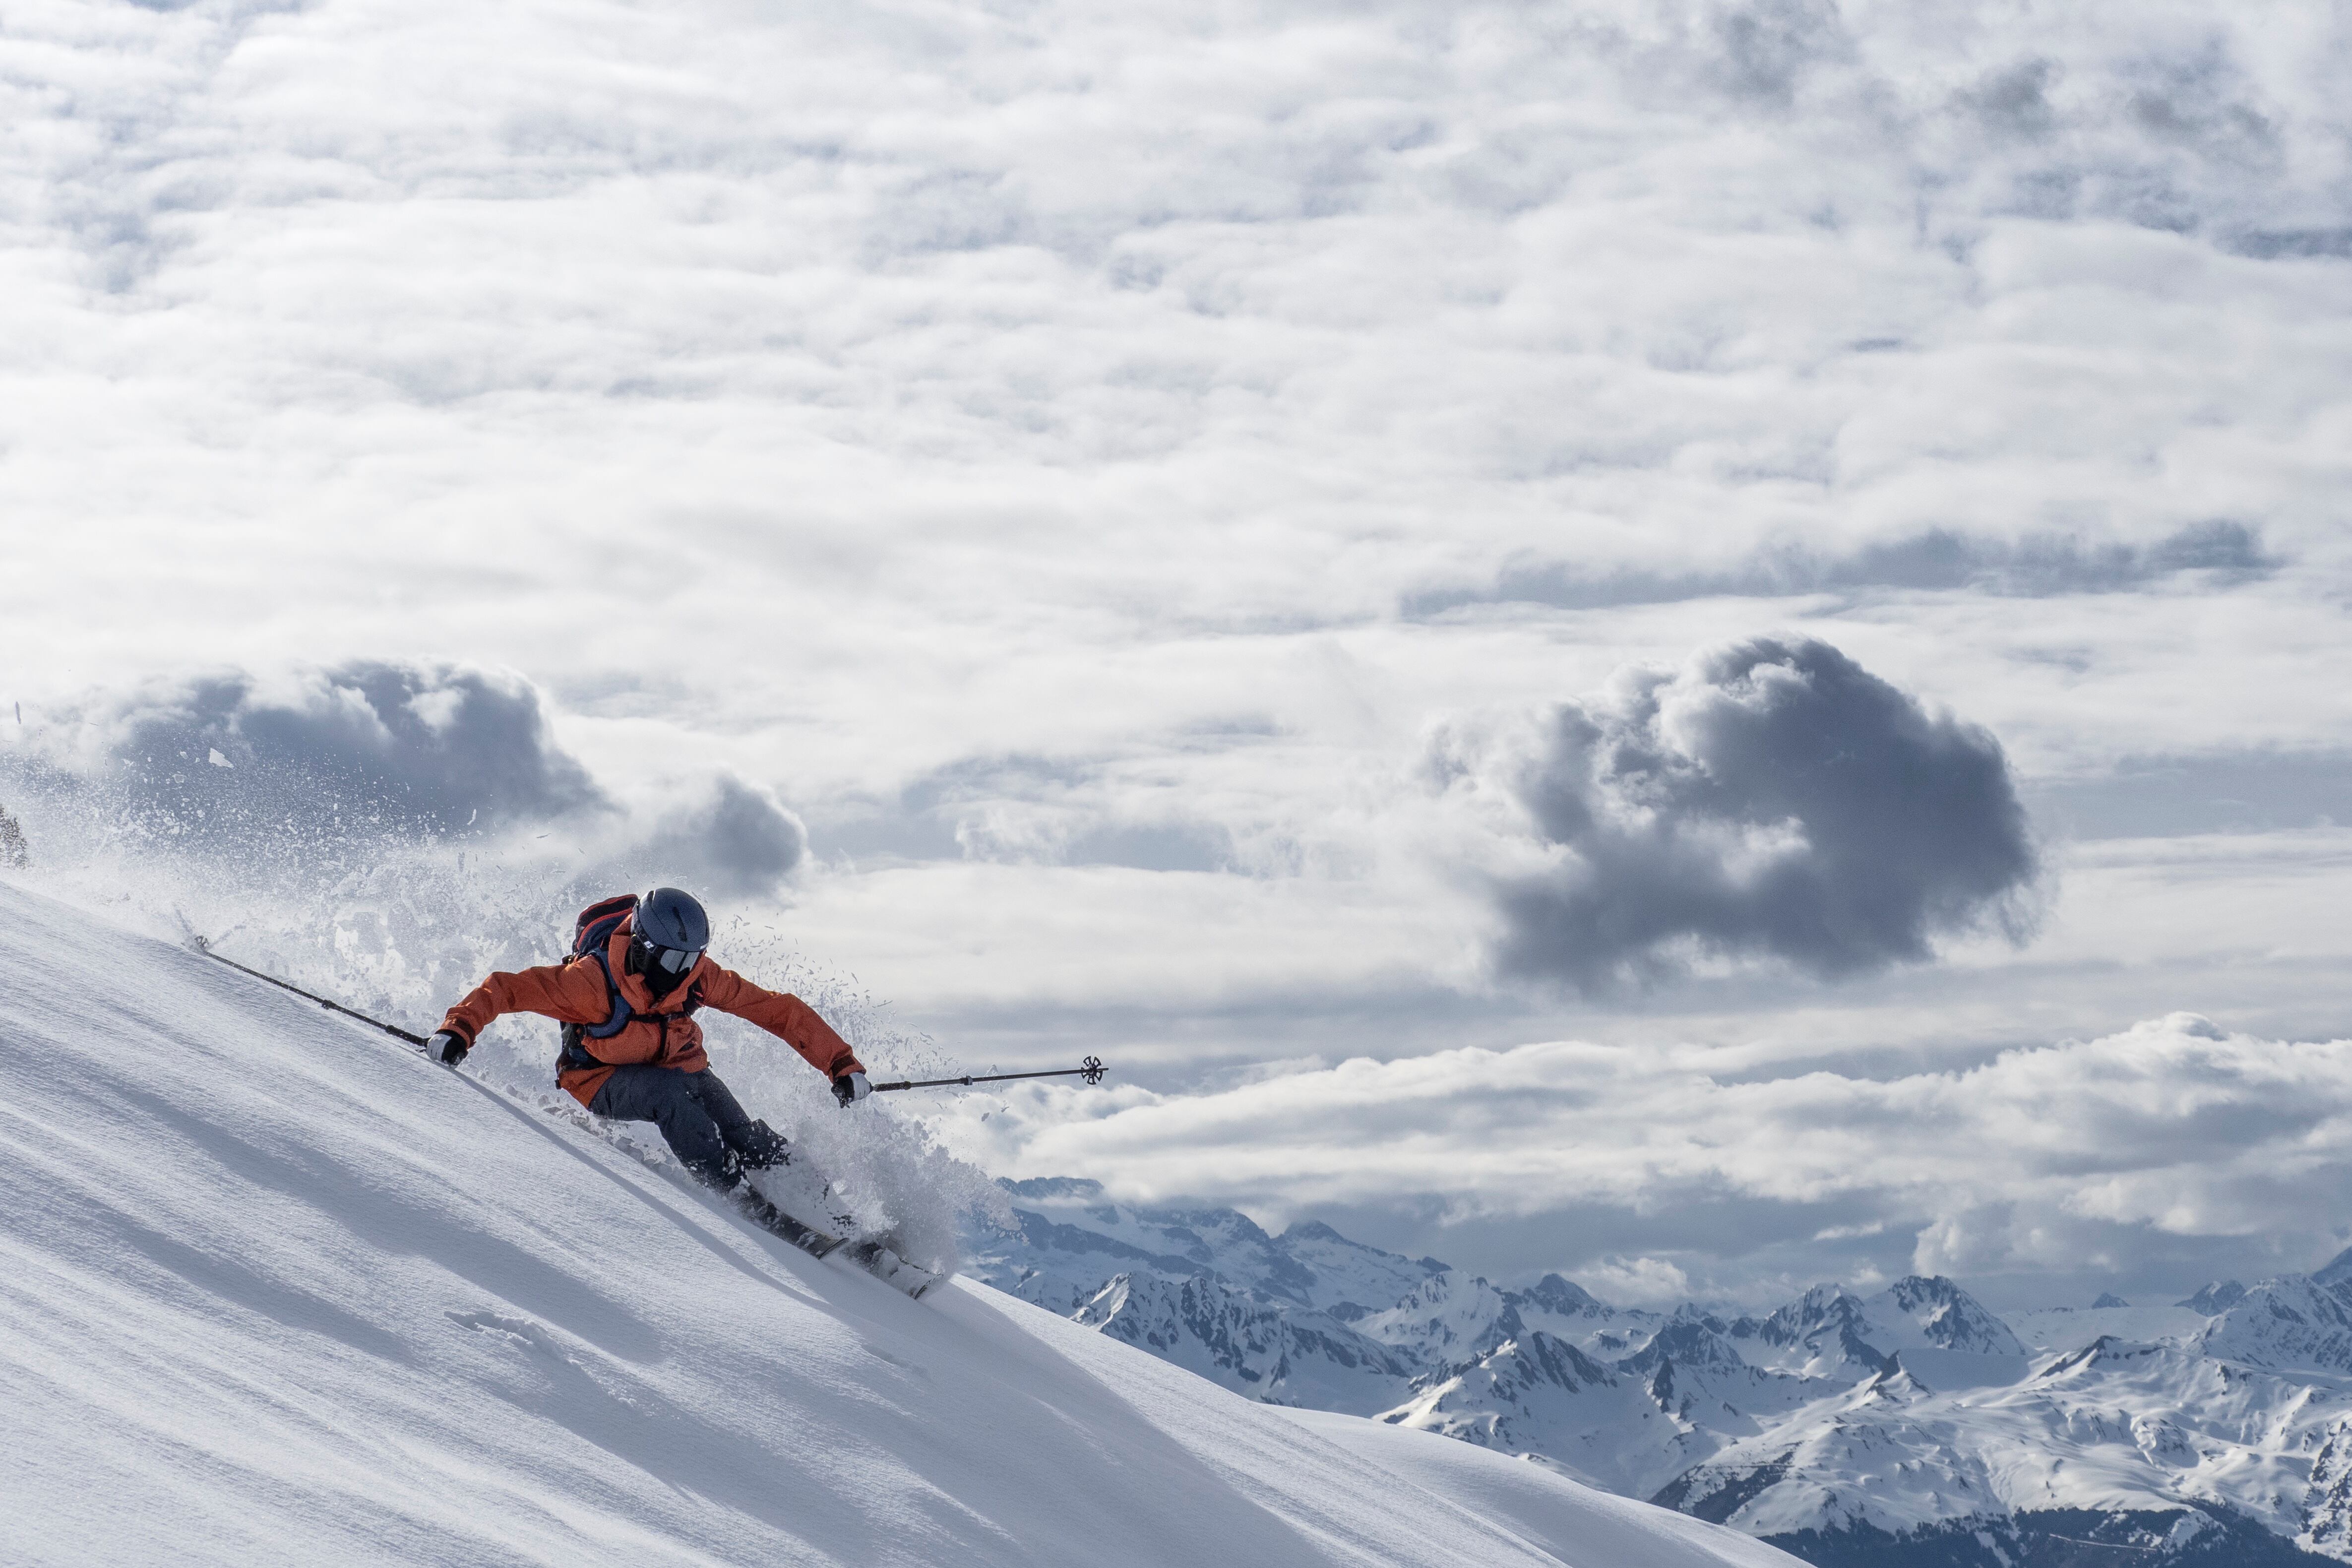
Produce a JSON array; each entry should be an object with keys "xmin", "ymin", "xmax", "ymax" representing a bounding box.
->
[{"xmin": 589, "ymin": 1066, "xmax": 786, "ymax": 1190}]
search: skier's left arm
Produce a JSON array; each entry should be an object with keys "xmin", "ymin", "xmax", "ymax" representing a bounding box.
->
[{"xmin": 700, "ymin": 968, "xmax": 868, "ymax": 1089}]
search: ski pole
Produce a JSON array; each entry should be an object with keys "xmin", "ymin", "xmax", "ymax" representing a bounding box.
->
[
  {"xmin": 190, "ymin": 936, "xmax": 433, "ymax": 1051},
  {"xmin": 869, "ymin": 1056, "xmax": 1108, "ymax": 1093}
]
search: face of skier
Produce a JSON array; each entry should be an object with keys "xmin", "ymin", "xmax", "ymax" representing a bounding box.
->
[{"xmin": 630, "ymin": 931, "xmax": 704, "ymax": 997}]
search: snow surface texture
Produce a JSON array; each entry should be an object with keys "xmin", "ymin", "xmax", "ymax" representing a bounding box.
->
[
  {"xmin": 0, "ymin": 878, "xmax": 1793, "ymax": 1567},
  {"xmin": 971, "ymin": 1181, "xmax": 2352, "ymax": 1563}
]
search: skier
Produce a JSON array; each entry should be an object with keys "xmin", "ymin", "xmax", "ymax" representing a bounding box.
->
[{"xmin": 425, "ymin": 887, "xmax": 870, "ymax": 1192}]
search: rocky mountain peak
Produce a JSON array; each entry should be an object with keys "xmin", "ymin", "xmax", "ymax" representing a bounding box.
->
[
  {"xmin": 1877, "ymin": 1275, "xmax": 2027, "ymax": 1356},
  {"xmin": 2200, "ymin": 1272, "xmax": 2352, "ymax": 1377},
  {"xmin": 2180, "ymin": 1279, "xmax": 2249, "ymax": 1314},
  {"xmin": 1514, "ymin": 1272, "xmax": 1606, "ymax": 1317},
  {"xmin": 1617, "ymin": 1313, "xmax": 1750, "ymax": 1377}
]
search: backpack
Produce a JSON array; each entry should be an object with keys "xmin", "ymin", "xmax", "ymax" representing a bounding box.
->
[{"xmin": 556, "ymin": 893, "xmax": 702, "ymax": 1072}]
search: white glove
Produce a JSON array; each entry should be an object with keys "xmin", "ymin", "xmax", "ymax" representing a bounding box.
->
[{"xmin": 832, "ymin": 1070, "xmax": 872, "ymax": 1107}]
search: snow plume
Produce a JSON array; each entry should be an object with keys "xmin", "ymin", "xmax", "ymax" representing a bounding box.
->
[
  {"xmin": 1451, "ymin": 638, "xmax": 2040, "ymax": 990},
  {"xmin": 697, "ymin": 922, "xmax": 1013, "ymax": 1275}
]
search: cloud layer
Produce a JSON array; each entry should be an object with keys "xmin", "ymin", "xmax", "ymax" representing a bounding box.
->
[
  {"xmin": 1463, "ymin": 638, "xmax": 2039, "ymax": 988},
  {"xmin": 939, "ymin": 1012, "xmax": 2352, "ymax": 1304}
]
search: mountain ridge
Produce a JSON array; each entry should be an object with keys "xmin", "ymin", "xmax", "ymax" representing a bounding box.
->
[{"xmin": 968, "ymin": 1179, "xmax": 2352, "ymax": 1568}]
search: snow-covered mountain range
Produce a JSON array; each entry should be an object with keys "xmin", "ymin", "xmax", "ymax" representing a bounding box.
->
[{"xmin": 970, "ymin": 1178, "xmax": 2352, "ymax": 1566}]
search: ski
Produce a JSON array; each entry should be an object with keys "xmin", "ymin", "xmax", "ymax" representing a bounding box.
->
[
  {"xmin": 732, "ymin": 1187, "xmax": 847, "ymax": 1259},
  {"xmin": 732, "ymin": 1184, "xmax": 941, "ymax": 1300},
  {"xmin": 839, "ymin": 1238, "xmax": 942, "ymax": 1300}
]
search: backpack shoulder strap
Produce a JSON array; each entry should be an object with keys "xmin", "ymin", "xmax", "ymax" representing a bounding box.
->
[{"xmin": 578, "ymin": 946, "xmax": 635, "ymax": 1041}]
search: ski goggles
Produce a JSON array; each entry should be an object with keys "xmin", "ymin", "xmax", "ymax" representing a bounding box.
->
[{"xmin": 639, "ymin": 938, "xmax": 704, "ymax": 975}]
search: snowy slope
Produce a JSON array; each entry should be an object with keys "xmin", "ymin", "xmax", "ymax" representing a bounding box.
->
[
  {"xmin": 1286, "ymin": 1409, "xmax": 1800, "ymax": 1568},
  {"xmin": 0, "ymin": 878, "xmax": 1793, "ymax": 1568}
]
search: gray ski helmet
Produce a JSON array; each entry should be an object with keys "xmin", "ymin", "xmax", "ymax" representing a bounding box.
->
[{"xmin": 635, "ymin": 886, "xmax": 710, "ymax": 973}]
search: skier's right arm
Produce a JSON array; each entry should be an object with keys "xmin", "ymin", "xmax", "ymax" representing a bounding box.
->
[{"xmin": 435, "ymin": 961, "xmax": 609, "ymax": 1059}]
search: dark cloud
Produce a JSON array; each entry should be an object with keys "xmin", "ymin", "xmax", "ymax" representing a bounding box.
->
[
  {"xmin": 1404, "ymin": 520, "xmax": 2278, "ymax": 616},
  {"xmin": 1486, "ymin": 638, "xmax": 2040, "ymax": 990},
  {"xmin": 99, "ymin": 662, "xmax": 607, "ymax": 846},
  {"xmin": 2228, "ymin": 228, "xmax": 2352, "ymax": 261},
  {"xmin": 1837, "ymin": 520, "xmax": 2277, "ymax": 594},
  {"xmin": 2122, "ymin": 50, "xmax": 2282, "ymax": 171},
  {"xmin": 1708, "ymin": 0, "xmax": 1852, "ymax": 109},
  {"xmin": 1959, "ymin": 60, "xmax": 2061, "ymax": 143},
  {"xmin": 626, "ymin": 775, "xmax": 807, "ymax": 899}
]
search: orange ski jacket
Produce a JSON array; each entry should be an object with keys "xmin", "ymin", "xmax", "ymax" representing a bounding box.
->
[{"xmin": 437, "ymin": 915, "xmax": 865, "ymax": 1108}]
